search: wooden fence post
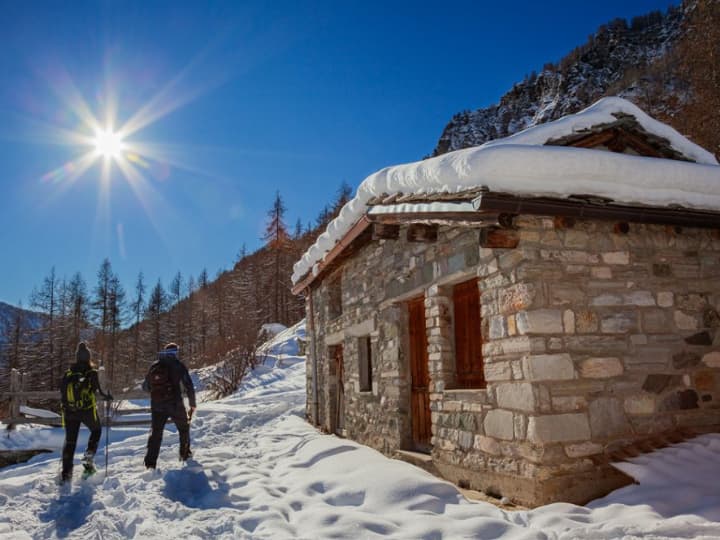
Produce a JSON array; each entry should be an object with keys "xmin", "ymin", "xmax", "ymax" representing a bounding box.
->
[{"xmin": 19, "ymin": 371, "xmax": 27, "ymax": 411}]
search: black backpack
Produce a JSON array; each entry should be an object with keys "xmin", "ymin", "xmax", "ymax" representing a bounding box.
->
[{"xmin": 148, "ymin": 362, "xmax": 176, "ymax": 401}]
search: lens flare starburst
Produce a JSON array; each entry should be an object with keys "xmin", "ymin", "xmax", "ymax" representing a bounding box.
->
[{"xmin": 93, "ymin": 129, "xmax": 125, "ymax": 159}]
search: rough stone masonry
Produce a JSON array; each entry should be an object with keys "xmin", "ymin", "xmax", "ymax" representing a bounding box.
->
[{"xmin": 305, "ymin": 215, "xmax": 720, "ymax": 506}]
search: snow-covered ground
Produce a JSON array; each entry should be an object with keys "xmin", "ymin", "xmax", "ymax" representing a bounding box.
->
[{"xmin": 1, "ymin": 321, "xmax": 720, "ymax": 539}]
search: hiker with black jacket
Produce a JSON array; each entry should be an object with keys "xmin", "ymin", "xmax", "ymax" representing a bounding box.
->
[
  {"xmin": 60, "ymin": 342, "xmax": 113, "ymax": 482},
  {"xmin": 143, "ymin": 342, "xmax": 196, "ymax": 469}
]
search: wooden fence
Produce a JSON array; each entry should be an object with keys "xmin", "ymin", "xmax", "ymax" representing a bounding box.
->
[{"xmin": 1, "ymin": 368, "xmax": 156, "ymax": 428}]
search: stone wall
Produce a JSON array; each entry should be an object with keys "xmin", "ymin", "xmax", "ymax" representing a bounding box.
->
[{"xmin": 304, "ymin": 215, "xmax": 720, "ymax": 506}]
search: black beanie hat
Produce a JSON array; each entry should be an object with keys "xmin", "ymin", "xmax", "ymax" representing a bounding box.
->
[{"xmin": 76, "ymin": 342, "xmax": 91, "ymax": 364}]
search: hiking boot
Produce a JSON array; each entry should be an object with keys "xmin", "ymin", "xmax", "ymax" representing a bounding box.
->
[{"xmin": 81, "ymin": 451, "xmax": 95, "ymax": 470}]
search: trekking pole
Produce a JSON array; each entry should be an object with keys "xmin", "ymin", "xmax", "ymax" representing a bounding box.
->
[{"xmin": 105, "ymin": 398, "xmax": 111, "ymax": 476}]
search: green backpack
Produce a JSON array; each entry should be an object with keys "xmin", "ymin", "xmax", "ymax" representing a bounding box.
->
[{"xmin": 63, "ymin": 368, "xmax": 96, "ymax": 411}]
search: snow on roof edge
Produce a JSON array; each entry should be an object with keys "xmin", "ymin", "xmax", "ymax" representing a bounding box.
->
[{"xmin": 292, "ymin": 98, "xmax": 720, "ymax": 286}]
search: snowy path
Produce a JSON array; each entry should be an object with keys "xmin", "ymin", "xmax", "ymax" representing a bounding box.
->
[{"xmin": 2, "ymin": 355, "xmax": 720, "ymax": 539}]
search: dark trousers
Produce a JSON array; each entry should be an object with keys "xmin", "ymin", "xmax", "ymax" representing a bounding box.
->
[
  {"xmin": 62, "ymin": 408, "xmax": 101, "ymax": 476},
  {"xmin": 144, "ymin": 400, "xmax": 190, "ymax": 467}
]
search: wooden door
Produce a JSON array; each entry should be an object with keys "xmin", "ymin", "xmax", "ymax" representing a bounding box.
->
[
  {"xmin": 453, "ymin": 279, "xmax": 485, "ymax": 388},
  {"xmin": 408, "ymin": 297, "xmax": 432, "ymax": 451},
  {"xmin": 333, "ymin": 345, "xmax": 345, "ymax": 433}
]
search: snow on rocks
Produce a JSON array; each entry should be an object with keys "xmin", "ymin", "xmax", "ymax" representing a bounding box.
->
[
  {"xmin": 292, "ymin": 97, "xmax": 720, "ymax": 285},
  {"xmin": 1, "ymin": 321, "xmax": 720, "ymax": 539}
]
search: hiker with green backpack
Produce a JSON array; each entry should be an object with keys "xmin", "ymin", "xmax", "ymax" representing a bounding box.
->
[{"xmin": 59, "ymin": 342, "xmax": 113, "ymax": 482}]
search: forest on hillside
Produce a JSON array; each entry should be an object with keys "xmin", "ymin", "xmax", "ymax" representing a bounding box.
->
[
  {"xmin": 0, "ymin": 184, "xmax": 351, "ymax": 398},
  {"xmin": 433, "ymin": 0, "xmax": 720, "ymax": 160}
]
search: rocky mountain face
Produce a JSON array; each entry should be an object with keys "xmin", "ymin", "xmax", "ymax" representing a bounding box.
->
[{"xmin": 432, "ymin": 0, "xmax": 720, "ymax": 160}]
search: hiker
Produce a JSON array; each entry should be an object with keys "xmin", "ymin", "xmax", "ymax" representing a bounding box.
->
[
  {"xmin": 143, "ymin": 342, "xmax": 196, "ymax": 469},
  {"xmin": 60, "ymin": 342, "xmax": 113, "ymax": 482}
]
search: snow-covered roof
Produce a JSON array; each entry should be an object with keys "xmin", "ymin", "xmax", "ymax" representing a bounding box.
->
[{"xmin": 292, "ymin": 97, "xmax": 720, "ymax": 286}]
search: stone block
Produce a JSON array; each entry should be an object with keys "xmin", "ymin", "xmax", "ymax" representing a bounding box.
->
[
  {"xmin": 458, "ymin": 430, "xmax": 474, "ymax": 450},
  {"xmin": 551, "ymin": 395, "xmax": 587, "ymax": 412},
  {"xmin": 527, "ymin": 413, "xmax": 591, "ymax": 444},
  {"xmin": 642, "ymin": 374, "xmax": 681, "ymax": 394},
  {"xmin": 523, "ymin": 353, "xmax": 575, "ymax": 381},
  {"xmin": 579, "ymin": 357, "xmax": 623, "ymax": 378},
  {"xmin": 489, "ymin": 315, "xmax": 508, "ymax": 340},
  {"xmin": 601, "ymin": 251, "xmax": 630, "ymax": 264},
  {"xmin": 516, "ymin": 309, "xmax": 563, "ymax": 335},
  {"xmin": 484, "ymin": 409, "xmax": 514, "ymax": 440},
  {"xmin": 674, "ymin": 311, "xmax": 698, "ymax": 331},
  {"xmin": 575, "ymin": 310, "xmax": 599, "ymax": 333},
  {"xmin": 642, "ymin": 309, "xmax": 670, "ymax": 333},
  {"xmin": 591, "ymin": 267, "xmax": 612, "ymax": 279},
  {"xmin": 628, "ymin": 348, "xmax": 671, "ymax": 369},
  {"xmin": 496, "ymin": 383, "xmax": 536, "ymax": 412},
  {"xmin": 484, "ymin": 361, "xmax": 512, "ymax": 381},
  {"xmin": 703, "ymin": 351, "xmax": 720, "ymax": 368},
  {"xmin": 601, "ymin": 312, "xmax": 637, "ymax": 334},
  {"xmin": 550, "ymin": 285, "xmax": 585, "ymax": 306},
  {"xmin": 563, "ymin": 310, "xmax": 576, "ymax": 334},
  {"xmin": 564, "ymin": 335, "xmax": 628, "ymax": 353},
  {"xmin": 624, "ymin": 394, "xmax": 655, "ymax": 415},
  {"xmin": 623, "ymin": 291, "xmax": 655, "ymax": 306},
  {"xmin": 474, "ymin": 435, "xmax": 502, "ymax": 455},
  {"xmin": 672, "ymin": 351, "xmax": 701, "ymax": 369},
  {"xmin": 589, "ymin": 397, "xmax": 631, "ymax": 439},
  {"xmin": 657, "ymin": 292, "xmax": 673, "ymax": 307},
  {"xmin": 565, "ymin": 441, "xmax": 603, "ymax": 458},
  {"xmin": 498, "ymin": 283, "xmax": 537, "ymax": 314},
  {"xmin": 591, "ymin": 294, "xmax": 623, "ymax": 306},
  {"xmin": 507, "ymin": 315, "xmax": 517, "ymax": 336},
  {"xmin": 514, "ymin": 413, "xmax": 527, "ymax": 440}
]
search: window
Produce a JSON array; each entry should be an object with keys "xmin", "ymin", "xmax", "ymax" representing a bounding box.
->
[
  {"xmin": 358, "ymin": 336, "xmax": 373, "ymax": 392},
  {"xmin": 453, "ymin": 279, "xmax": 485, "ymax": 388},
  {"xmin": 328, "ymin": 274, "xmax": 342, "ymax": 319}
]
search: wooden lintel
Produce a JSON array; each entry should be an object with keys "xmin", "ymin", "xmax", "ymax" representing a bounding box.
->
[
  {"xmin": 479, "ymin": 227, "xmax": 519, "ymax": 249},
  {"xmin": 372, "ymin": 223, "xmax": 400, "ymax": 240},
  {"xmin": 407, "ymin": 224, "xmax": 438, "ymax": 243}
]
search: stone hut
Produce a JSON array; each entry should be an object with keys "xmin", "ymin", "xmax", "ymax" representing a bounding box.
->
[{"xmin": 291, "ymin": 98, "xmax": 720, "ymax": 506}]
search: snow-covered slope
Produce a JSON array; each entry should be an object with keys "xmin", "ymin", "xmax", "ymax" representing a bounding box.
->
[{"xmin": 2, "ymin": 321, "xmax": 720, "ymax": 539}]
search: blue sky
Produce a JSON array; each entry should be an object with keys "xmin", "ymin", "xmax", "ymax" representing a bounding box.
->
[{"xmin": 0, "ymin": 0, "xmax": 676, "ymax": 306}]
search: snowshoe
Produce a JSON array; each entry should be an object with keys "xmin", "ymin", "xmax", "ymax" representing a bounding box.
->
[
  {"xmin": 81, "ymin": 452, "xmax": 96, "ymax": 479},
  {"xmin": 81, "ymin": 463, "xmax": 96, "ymax": 480}
]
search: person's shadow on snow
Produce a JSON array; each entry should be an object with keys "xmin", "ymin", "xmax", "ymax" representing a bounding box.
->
[
  {"xmin": 162, "ymin": 459, "xmax": 232, "ymax": 509},
  {"xmin": 40, "ymin": 483, "xmax": 95, "ymax": 538}
]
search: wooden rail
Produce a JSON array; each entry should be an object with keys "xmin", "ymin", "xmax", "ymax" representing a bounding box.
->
[{"xmin": 1, "ymin": 368, "xmax": 155, "ymax": 428}]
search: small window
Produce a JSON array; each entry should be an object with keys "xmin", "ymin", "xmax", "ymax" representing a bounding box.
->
[
  {"xmin": 328, "ymin": 274, "xmax": 342, "ymax": 319},
  {"xmin": 358, "ymin": 336, "xmax": 372, "ymax": 392},
  {"xmin": 453, "ymin": 279, "xmax": 485, "ymax": 388}
]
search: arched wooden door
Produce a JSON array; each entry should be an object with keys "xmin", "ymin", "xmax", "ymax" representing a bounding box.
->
[{"xmin": 408, "ymin": 297, "xmax": 432, "ymax": 452}]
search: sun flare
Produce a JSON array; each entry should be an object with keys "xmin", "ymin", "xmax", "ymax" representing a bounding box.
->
[{"xmin": 93, "ymin": 129, "xmax": 125, "ymax": 159}]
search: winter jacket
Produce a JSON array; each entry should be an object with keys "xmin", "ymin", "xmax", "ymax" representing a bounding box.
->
[{"xmin": 143, "ymin": 353, "xmax": 196, "ymax": 408}]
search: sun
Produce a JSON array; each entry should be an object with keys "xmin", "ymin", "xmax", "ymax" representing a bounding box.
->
[{"xmin": 93, "ymin": 129, "xmax": 125, "ymax": 159}]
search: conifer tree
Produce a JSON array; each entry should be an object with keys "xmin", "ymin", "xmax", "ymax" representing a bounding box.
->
[
  {"xmin": 263, "ymin": 191, "xmax": 290, "ymax": 323},
  {"xmin": 129, "ymin": 272, "xmax": 146, "ymax": 376}
]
